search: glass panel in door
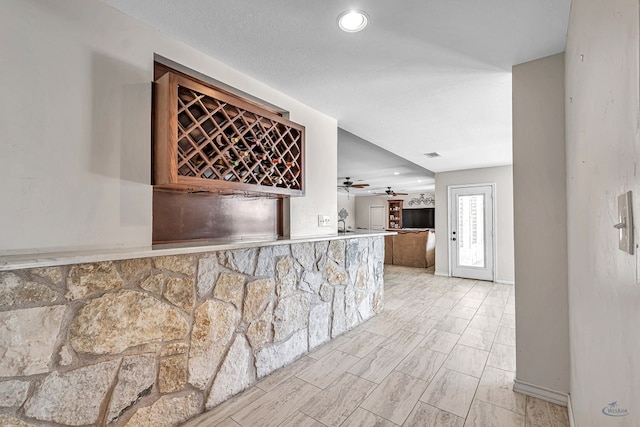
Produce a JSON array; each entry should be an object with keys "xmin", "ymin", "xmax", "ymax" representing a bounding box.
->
[
  {"xmin": 450, "ymin": 185, "xmax": 494, "ymax": 281},
  {"xmin": 457, "ymin": 194, "xmax": 485, "ymax": 268}
]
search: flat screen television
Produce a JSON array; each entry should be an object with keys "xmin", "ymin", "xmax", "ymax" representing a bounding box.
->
[{"xmin": 402, "ymin": 208, "xmax": 435, "ymax": 229}]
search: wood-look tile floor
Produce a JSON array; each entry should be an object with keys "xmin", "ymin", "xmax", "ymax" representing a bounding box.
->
[{"xmin": 183, "ymin": 266, "xmax": 570, "ymax": 427}]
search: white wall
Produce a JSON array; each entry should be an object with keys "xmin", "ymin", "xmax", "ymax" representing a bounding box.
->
[
  {"xmin": 354, "ymin": 196, "xmax": 388, "ymax": 230},
  {"xmin": 337, "ymin": 193, "xmax": 356, "ymax": 230},
  {"xmin": 565, "ymin": 0, "xmax": 640, "ymax": 424},
  {"xmin": 390, "ymin": 192, "xmax": 436, "ymax": 210},
  {"xmin": 0, "ymin": 0, "xmax": 337, "ymax": 254},
  {"xmin": 512, "ymin": 54, "xmax": 569, "ymax": 399},
  {"xmin": 353, "ymin": 193, "xmax": 436, "ymax": 230},
  {"xmin": 434, "ymin": 166, "xmax": 514, "ymax": 283}
]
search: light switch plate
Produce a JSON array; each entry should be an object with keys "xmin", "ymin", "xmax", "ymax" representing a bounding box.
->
[
  {"xmin": 616, "ymin": 191, "xmax": 634, "ymax": 254},
  {"xmin": 318, "ymin": 215, "xmax": 331, "ymax": 227}
]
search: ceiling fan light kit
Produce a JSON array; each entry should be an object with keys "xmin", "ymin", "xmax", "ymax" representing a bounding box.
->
[
  {"xmin": 373, "ymin": 186, "xmax": 408, "ymax": 197},
  {"xmin": 338, "ymin": 177, "xmax": 370, "ymax": 190}
]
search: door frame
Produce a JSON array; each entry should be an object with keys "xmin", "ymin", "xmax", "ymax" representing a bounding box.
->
[
  {"xmin": 447, "ymin": 183, "xmax": 496, "ymax": 281},
  {"xmin": 369, "ymin": 205, "xmax": 385, "ymax": 230}
]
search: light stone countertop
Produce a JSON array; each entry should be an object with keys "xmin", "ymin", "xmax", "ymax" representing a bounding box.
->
[{"xmin": 0, "ymin": 230, "xmax": 395, "ymax": 271}]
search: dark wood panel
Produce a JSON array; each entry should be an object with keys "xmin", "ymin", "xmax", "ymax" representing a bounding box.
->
[
  {"xmin": 153, "ymin": 73, "xmax": 178, "ymax": 186},
  {"xmin": 152, "ymin": 189, "xmax": 279, "ymax": 244}
]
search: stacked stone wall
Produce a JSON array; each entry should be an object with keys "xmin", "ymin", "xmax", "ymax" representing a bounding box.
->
[{"xmin": 0, "ymin": 236, "xmax": 384, "ymax": 426}]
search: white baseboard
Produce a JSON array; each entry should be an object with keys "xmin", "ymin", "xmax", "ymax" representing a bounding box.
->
[
  {"xmin": 567, "ymin": 394, "xmax": 576, "ymax": 427},
  {"xmin": 434, "ymin": 271, "xmax": 449, "ymax": 277},
  {"xmin": 495, "ymin": 279, "xmax": 515, "ymax": 285},
  {"xmin": 513, "ymin": 378, "xmax": 568, "ymax": 406}
]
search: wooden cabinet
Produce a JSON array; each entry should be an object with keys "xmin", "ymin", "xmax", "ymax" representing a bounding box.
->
[
  {"xmin": 153, "ymin": 71, "xmax": 305, "ymax": 197},
  {"xmin": 388, "ymin": 200, "xmax": 403, "ymax": 229}
]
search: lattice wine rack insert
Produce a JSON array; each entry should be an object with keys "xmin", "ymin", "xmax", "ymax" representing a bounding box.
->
[{"xmin": 154, "ymin": 71, "xmax": 305, "ymax": 196}]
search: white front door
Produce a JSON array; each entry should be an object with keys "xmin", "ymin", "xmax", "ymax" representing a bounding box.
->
[
  {"xmin": 449, "ymin": 185, "xmax": 494, "ymax": 281},
  {"xmin": 369, "ymin": 206, "xmax": 385, "ymax": 230}
]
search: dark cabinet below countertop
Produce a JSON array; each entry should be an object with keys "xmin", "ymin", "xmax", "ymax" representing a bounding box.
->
[{"xmin": 384, "ymin": 229, "xmax": 435, "ymax": 268}]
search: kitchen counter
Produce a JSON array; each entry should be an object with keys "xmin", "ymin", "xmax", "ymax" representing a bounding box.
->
[
  {"xmin": 0, "ymin": 230, "xmax": 395, "ymax": 271},
  {"xmin": 384, "ymin": 229, "xmax": 435, "ymax": 268},
  {"xmin": 0, "ymin": 231, "xmax": 388, "ymax": 426}
]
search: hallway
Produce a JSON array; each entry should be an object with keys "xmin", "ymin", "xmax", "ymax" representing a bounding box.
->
[{"xmin": 184, "ymin": 266, "xmax": 569, "ymax": 426}]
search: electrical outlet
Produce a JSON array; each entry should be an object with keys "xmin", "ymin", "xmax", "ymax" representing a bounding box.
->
[{"xmin": 318, "ymin": 215, "xmax": 331, "ymax": 227}]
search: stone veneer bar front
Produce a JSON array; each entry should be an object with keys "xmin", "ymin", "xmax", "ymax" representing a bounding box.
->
[{"xmin": 0, "ymin": 233, "xmax": 387, "ymax": 426}]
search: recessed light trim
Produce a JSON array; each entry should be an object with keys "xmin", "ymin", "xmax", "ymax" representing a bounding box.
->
[
  {"xmin": 337, "ymin": 10, "xmax": 369, "ymax": 33},
  {"xmin": 393, "ymin": 172, "xmax": 400, "ymax": 175}
]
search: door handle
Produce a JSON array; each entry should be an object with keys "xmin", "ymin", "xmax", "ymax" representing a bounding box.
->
[{"xmin": 452, "ymin": 238, "xmax": 456, "ymax": 241}]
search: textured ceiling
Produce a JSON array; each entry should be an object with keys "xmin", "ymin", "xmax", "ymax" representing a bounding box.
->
[
  {"xmin": 337, "ymin": 128, "xmax": 435, "ymax": 195},
  {"xmin": 101, "ymin": 0, "xmax": 570, "ymax": 187}
]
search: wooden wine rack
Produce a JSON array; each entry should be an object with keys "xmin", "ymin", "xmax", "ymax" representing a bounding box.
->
[{"xmin": 153, "ymin": 71, "xmax": 305, "ymax": 197}]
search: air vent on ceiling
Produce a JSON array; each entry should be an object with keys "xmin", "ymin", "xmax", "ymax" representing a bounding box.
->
[{"xmin": 424, "ymin": 152, "xmax": 441, "ymax": 158}]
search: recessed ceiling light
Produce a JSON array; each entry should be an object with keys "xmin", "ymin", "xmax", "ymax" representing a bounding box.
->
[
  {"xmin": 417, "ymin": 180, "xmax": 422, "ymax": 182},
  {"xmin": 425, "ymin": 152, "xmax": 441, "ymax": 158},
  {"xmin": 337, "ymin": 10, "xmax": 369, "ymax": 33},
  {"xmin": 393, "ymin": 172, "xmax": 400, "ymax": 175}
]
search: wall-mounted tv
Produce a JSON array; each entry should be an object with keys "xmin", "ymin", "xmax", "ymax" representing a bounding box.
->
[{"xmin": 402, "ymin": 208, "xmax": 435, "ymax": 229}]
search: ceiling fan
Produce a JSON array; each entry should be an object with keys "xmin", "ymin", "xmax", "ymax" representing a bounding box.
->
[
  {"xmin": 338, "ymin": 177, "xmax": 369, "ymax": 191},
  {"xmin": 375, "ymin": 187, "xmax": 408, "ymax": 197}
]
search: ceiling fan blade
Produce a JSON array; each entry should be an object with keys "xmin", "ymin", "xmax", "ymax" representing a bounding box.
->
[
  {"xmin": 393, "ymin": 192, "xmax": 409, "ymax": 196},
  {"xmin": 351, "ymin": 184, "xmax": 369, "ymax": 188}
]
